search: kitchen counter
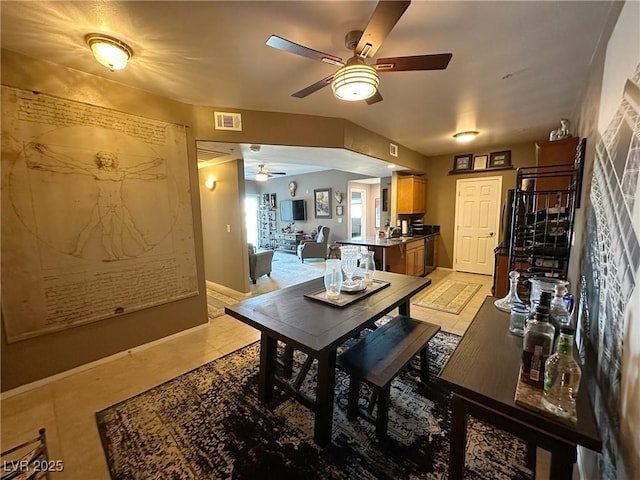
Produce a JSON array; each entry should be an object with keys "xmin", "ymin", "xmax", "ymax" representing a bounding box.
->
[
  {"xmin": 337, "ymin": 233, "xmax": 439, "ymax": 274},
  {"xmin": 336, "ymin": 233, "xmax": 438, "ymax": 249}
]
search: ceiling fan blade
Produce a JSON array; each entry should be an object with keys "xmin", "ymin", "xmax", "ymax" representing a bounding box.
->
[
  {"xmin": 374, "ymin": 53, "xmax": 453, "ymax": 72},
  {"xmin": 266, "ymin": 35, "xmax": 343, "ymax": 65},
  {"xmin": 366, "ymin": 90, "xmax": 384, "ymax": 105},
  {"xmin": 355, "ymin": 0, "xmax": 411, "ymax": 58},
  {"xmin": 269, "ymin": 172, "xmax": 287, "ymax": 175},
  {"xmin": 291, "ymin": 74, "xmax": 335, "ymax": 98}
]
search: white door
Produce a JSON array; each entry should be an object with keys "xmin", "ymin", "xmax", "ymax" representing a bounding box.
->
[{"xmin": 454, "ymin": 176, "xmax": 502, "ymax": 275}]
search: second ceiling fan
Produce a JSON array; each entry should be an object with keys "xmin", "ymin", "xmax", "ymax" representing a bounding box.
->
[{"xmin": 266, "ymin": 0, "xmax": 452, "ymax": 105}]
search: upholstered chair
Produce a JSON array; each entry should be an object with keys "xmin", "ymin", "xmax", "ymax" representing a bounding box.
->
[
  {"xmin": 297, "ymin": 225, "xmax": 330, "ymax": 263},
  {"xmin": 248, "ymin": 244, "xmax": 274, "ymax": 284}
]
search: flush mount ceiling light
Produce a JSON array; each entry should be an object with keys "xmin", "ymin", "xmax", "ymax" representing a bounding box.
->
[
  {"xmin": 453, "ymin": 131, "xmax": 479, "ymax": 143},
  {"xmin": 331, "ymin": 56, "xmax": 379, "ymax": 101},
  {"xmin": 85, "ymin": 33, "xmax": 133, "ymax": 71}
]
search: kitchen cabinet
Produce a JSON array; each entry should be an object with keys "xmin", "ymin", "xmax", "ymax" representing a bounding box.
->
[
  {"xmin": 397, "ymin": 175, "xmax": 427, "ymax": 214},
  {"xmin": 387, "ymin": 239, "xmax": 424, "ymax": 276}
]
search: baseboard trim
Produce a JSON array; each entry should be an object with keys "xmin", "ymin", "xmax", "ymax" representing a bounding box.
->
[{"xmin": 1, "ymin": 323, "xmax": 208, "ymax": 400}]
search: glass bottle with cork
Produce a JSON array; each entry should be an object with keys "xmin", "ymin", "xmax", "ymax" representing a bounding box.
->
[
  {"xmin": 543, "ymin": 325, "xmax": 582, "ymax": 418},
  {"xmin": 521, "ymin": 291, "xmax": 555, "ymax": 388},
  {"xmin": 549, "ymin": 284, "xmax": 571, "ymax": 338}
]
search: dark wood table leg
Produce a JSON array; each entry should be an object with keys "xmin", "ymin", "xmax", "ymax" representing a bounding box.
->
[
  {"xmin": 283, "ymin": 344, "xmax": 294, "ymax": 379},
  {"xmin": 550, "ymin": 445, "xmax": 577, "ymax": 479},
  {"xmin": 258, "ymin": 334, "xmax": 277, "ymax": 403},
  {"xmin": 448, "ymin": 394, "xmax": 468, "ymax": 480},
  {"xmin": 314, "ymin": 351, "xmax": 337, "ymax": 446},
  {"xmin": 525, "ymin": 442, "xmax": 537, "ymax": 470},
  {"xmin": 419, "ymin": 345, "xmax": 429, "ymax": 383},
  {"xmin": 398, "ymin": 300, "xmax": 410, "ymax": 317}
]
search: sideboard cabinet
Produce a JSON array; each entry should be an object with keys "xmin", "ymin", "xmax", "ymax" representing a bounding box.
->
[{"xmin": 274, "ymin": 233, "xmax": 303, "ymax": 253}]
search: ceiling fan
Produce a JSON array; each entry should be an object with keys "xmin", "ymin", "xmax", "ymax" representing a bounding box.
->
[
  {"xmin": 255, "ymin": 164, "xmax": 286, "ymax": 182},
  {"xmin": 266, "ymin": 0, "xmax": 452, "ymax": 104}
]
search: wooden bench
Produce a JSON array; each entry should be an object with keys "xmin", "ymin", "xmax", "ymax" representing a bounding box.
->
[{"xmin": 336, "ymin": 315, "xmax": 441, "ymax": 439}]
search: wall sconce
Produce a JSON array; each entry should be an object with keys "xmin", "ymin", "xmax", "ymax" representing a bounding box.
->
[
  {"xmin": 85, "ymin": 33, "xmax": 133, "ymax": 71},
  {"xmin": 205, "ymin": 178, "xmax": 216, "ymax": 191}
]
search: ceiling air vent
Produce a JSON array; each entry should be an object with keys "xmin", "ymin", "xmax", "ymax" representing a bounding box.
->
[
  {"xmin": 214, "ymin": 111, "xmax": 242, "ymax": 131},
  {"xmin": 390, "ymin": 143, "xmax": 398, "ymax": 157}
]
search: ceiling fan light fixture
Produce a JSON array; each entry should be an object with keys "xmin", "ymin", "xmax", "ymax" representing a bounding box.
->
[
  {"xmin": 453, "ymin": 131, "xmax": 479, "ymax": 143},
  {"xmin": 85, "ymin": 33, "xmax": 132, "ymax": 71},
  {"xmin": 331, "ymin": 57, "xmax": 379, "ymax": 101},
  {"xmin": 255, "ymin": 172, "xmax": 269, "ymax": 182}
]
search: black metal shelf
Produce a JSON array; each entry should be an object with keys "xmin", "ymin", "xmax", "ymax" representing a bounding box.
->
[{"xmin": 507, "ymin": 143, "xmax": 584, "ymax": 300}]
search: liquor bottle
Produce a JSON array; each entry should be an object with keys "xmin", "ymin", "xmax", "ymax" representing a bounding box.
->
[
  {"xmin": 521, "ymin": 294, "xmax": 555, "ymax": 388},
  {"xmin": 543, "ymin": 326, "xmax": 582, "ymax": 418},
  {"xmin": 549, "ymin": 284, "xmax": 570, "ymax": 338}
]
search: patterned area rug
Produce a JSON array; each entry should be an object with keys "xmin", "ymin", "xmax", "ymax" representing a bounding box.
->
[
  {"xmin": 96, "ymin": 329, "xmax": 532, "ymax": 479},
  {"xmin": 415, "ymin": 280, "xmax": 482, "ymax": 314}
]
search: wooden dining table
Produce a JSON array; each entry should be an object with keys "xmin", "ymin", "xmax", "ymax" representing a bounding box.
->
[{"xmin": 224, "ymin": 270, "xmax": 431, "ymax": 446}]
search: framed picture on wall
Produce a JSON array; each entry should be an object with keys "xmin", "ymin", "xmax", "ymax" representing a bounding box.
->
[
  {"xmin": 489, "ymin": 150, "xmax": 512, "ymax": 168},
  {"xmin": 270, "ymin": 193, "xmax": 276, "ymax": 209},
  {"xmin": 453, "ymin": 153, "xmax": 473, "ymax": 172},
  {"xmin": 473, "ymin": 155, "xmax": 488, "ymax": 170},
  {"xmin": 314, "ymin": 188, "xmax": 331, "ymax": 218},
  {"xmin": 336, "ymin": 205, "xmax": 344, "ymax": 216}
]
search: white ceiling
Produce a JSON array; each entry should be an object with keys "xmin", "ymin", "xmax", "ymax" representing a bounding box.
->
[{"xmin": 1, "ymin": 1, "xmax": 615, "ymax": 179}]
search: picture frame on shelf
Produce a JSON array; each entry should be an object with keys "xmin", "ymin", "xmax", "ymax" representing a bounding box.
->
[
  {"xmin": 473, "ymin": 155, "xmax": 488, "ymax": 170},
  {"xmin": 314, "ymin": 188, "xmax": 331, "ymax": 218},
  {"xmin": 336, "ymin": 205, "xmax": 344, "ymax": 216},
  {"xmin": 489, "ymin": 150, "xmax": 512, "ymax": 168},
  {"xmin": 453, "ymin": 153, "xmax": 473, "ymax": 172}
]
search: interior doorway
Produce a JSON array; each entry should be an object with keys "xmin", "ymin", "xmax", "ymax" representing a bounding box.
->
[
  {"xmin": 453, "ymin": 176, "xmax": 502, "ymax": 275},
  {"xmin": 349, "ymin": 188, "xmax": 366, "ymax": 239},
  {"xmin": 245, "ymin": 195, "xmax": 259, "ymax": 247}
]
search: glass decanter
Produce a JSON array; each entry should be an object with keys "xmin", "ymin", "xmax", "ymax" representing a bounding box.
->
[{"xmin": 494, "ymin": 270, "xmax": 523, "ymax": 312}]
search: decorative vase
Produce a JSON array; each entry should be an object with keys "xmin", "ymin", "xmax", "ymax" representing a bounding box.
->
[
  {"xmin": 324, "ymin": 259, "xmax": 342, "ymax": 299},
  {"xmin": 340, "ymin": 246, "xmax": 360, "ymax": 288}
]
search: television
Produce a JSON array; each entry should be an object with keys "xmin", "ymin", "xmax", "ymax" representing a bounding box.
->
[{"xmin": 280, "ymin": 199, "xmax": 306, "ymax": 221}]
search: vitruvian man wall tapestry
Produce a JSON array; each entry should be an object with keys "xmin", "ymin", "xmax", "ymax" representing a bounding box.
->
[{"xmin": 1, "ymin": 86, "xmax": 198, "ymax": 342}]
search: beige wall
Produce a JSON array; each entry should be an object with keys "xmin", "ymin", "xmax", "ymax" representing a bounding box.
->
[
  {"xmin": 198, "ymin": 160, "xmax": 250, "ymax": 292},
  {"xmin": 0, "ymin": 50, "xmax": 208, "ymax": 391},
  {"xmin": 421, "ymin": 142, "xmax": 537, "ymax": 268}
]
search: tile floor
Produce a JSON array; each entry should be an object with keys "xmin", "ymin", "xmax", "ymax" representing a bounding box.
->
[{"xmin": 0, "ymin": 266, "xmax": 498, "ymax": 479}]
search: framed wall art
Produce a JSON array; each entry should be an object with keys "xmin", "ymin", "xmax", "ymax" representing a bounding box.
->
[
  {"xmin": 336, "ymin": 205, "xmax": 344, "ymax": 216},
  {"xmin": 453, "ymin": 153, "xmax": 473, "ymax": 172},
  {"xmin": 314, "ymin": 188, "xmax": 331, "ymax": 218},
  {"xmin": 489, "ymin": 150, "xmax": 512, "ymax": 168},
  {"xmin": 473, "ymin": 155, "xmax": 488, "ymax": 170}
]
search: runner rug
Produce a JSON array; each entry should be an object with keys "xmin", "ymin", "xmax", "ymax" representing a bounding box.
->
[
  {"xmin": 96, "ymin": 330, "xmax": 532, "ymax": 479},
  {"xmin": 415, "ymin": 280, "xmax": 483, "ymax": 314}
]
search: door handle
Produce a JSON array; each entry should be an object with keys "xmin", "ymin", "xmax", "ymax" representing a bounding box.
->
[{"xmin": 482, "ymin": 232, "xmax": 495, "ymax": 238}]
